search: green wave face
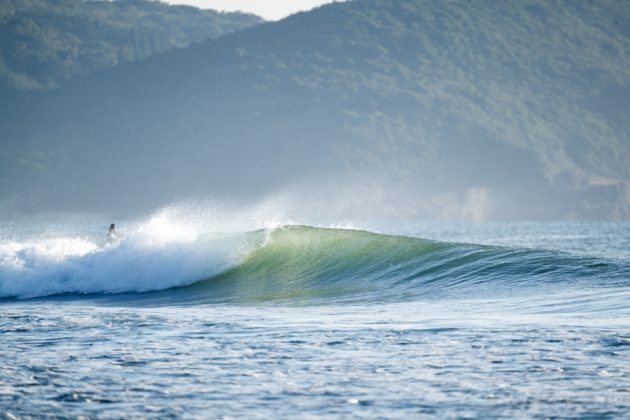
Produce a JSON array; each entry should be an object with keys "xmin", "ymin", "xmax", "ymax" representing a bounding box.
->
[
  {"xmin": 196, "ymin": 226, "xmax": 443, "ymax": 302},
  {"xmin": 170, "ymin": 226, "xmax": 628, "ymax": 305}
]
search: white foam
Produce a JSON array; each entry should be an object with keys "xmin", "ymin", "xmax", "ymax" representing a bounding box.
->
[{"xmin": 0, "ymin": 210, "xmax": 262, "ymax": 299}]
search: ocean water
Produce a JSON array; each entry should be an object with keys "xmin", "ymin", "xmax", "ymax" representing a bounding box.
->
[{"xmin": 1, "ymin": 209, "xmax": 630, "ymax": 418}]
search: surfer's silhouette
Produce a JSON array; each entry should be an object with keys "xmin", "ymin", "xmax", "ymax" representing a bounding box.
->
[{"xmin": 107, "ymin": 223, "xmax": 117, "ymax": 242}]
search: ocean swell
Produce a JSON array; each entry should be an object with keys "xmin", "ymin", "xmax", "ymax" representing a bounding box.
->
[{"xmin": 1, "ymin": 222, "xmax": 628, "ymax": 302}]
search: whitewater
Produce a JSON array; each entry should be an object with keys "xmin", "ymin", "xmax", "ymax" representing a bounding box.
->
[{"xmin": 2, "ymin": 205, "xmax": 630, "ymax": 417}]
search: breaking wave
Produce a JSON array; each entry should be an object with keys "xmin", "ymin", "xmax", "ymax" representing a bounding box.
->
[{"xmin": 1, "ymin": 218, "xmax": 629, "ymax": 303}]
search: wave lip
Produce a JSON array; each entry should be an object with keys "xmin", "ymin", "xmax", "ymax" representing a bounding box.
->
[{"xmin": 1, "ymin": 224, "xmax": 628, "ymax": 302}]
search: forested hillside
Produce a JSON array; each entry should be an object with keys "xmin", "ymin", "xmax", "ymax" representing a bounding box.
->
[
  {"xmin": 2, "ymin": 0, "xmax": 629, "ymax": 220},
  {"xmin": 0, "ymin": 0, "xmax": 261, "ymax": 92}
]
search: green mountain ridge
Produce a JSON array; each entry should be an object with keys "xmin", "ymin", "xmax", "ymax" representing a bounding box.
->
[
  {"xmin": 0, "ymin": 0, "xmax": 262, "ymax": 92},
  {"xmin": 2, "ymin": 0, "xmax": 629, "ymax": 220}
]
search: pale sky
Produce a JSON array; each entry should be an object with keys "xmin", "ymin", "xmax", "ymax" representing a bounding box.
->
[{"xmin": 163, "ymin": 0, "xmax": 344, "ymax": 21}]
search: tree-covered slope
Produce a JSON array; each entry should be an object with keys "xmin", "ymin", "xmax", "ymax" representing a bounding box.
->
[
  {"xmin": 0, "ymin": 0, "xmax": 262, "ymax": 91},
  {"xmin": 2, "ymin": 0, "xmax": 629, "ymax": 219}
]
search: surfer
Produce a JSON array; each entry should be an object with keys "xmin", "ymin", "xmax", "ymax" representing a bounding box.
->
[{"xmin": 107, "ymin": 223, "xmax": 117, "ymax": 242}]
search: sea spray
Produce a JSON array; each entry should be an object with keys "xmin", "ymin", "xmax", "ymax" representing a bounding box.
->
[{"xmin": 0, "ymin": 210, "xmax": 262, "ymax": 299}]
